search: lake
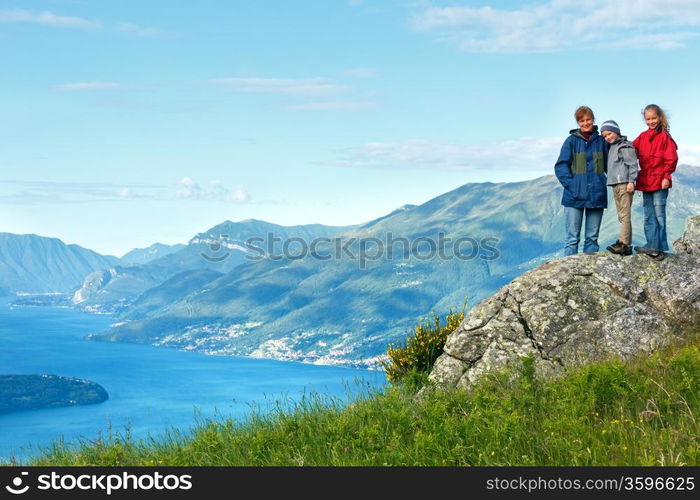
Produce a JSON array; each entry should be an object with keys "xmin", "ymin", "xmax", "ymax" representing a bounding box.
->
[{"xmin": 0, "ymin": 297, "xmax": 386, "ymax": 462}]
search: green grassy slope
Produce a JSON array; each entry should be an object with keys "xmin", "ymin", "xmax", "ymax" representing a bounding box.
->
[{"xmin": 24, "ymin": 326, "xmax": 700, "ymax": 467}]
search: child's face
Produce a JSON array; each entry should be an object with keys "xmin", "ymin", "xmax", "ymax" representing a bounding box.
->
[
  {"xmin": 601, "ymin": 130, "xmax": 620, "ymax": 143},
  {"xmin": 644, "ymin": 110, "xmax": 660, "ymax": 129},
  {"xmin": 577, "ymin": 114, "xmax": 594, "ymax": 133}
]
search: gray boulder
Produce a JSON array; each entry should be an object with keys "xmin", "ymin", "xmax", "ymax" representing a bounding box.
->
[
  {"xmin": 428, "ymin": 215, "xmax": 700, "ymax": 391},
  {"xmin": 673, "ymin": 215, "xmax": 700, "ymax": 256}
]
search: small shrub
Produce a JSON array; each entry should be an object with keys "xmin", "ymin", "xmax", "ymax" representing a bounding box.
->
[{"xmin": 382, "ymin": 304, "xmax": 466, "ymax": 384}]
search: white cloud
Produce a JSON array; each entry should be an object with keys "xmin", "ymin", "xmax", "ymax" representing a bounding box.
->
[
  {"xmin": 0, "ymin": 8, "xmax": 101, "ymax": 30},
  {"xmin": 53, "ymin": 82, "xmax": 124, "ymax": 92},
  {"xmin": 604, "ymin": 32, "xmax": 698, "ymax": 50},
  {"xmin": 118, "ymin": 188, "xmax": 136, "ymax": 198},
  {"xmin": 409, "ymin": 0, "xmax": 700, "ymax": 53},
  {"xmin": 0, "ymin": 178, "xmax": 255, "ymax": 205},
  {"xmin": 117, "ymin": 22, "xmax": 161, "ymax": 37},
  {"xmin": 323, "ymin": 137, "xmax": 565, "ymax": 171},
  {"xmin": 209, "ymin": 77, "xmax": 350, "ymax": 97},
  {"xmin": 324, "ymin": 137, "xmax": 700, "ymax": 174},
  {"xmin": 679, "ymin": 143, "xmax": 700, "ymax": 166},
  {"xmin": 176, "ymin": 177, "xmax": 203, "ymax": 199},
  {"xmin": 176, "ymin": 178, "xmax": 250, "ymax": 203},
  {"xmin": 226, "ymin": 187, "xmax": 250, "ymax": 203},
  {"xmin": 0, "ymin": 180, "xmax": 159, "ymax": 205},
  {"xmin": 287, "ymin": 101, "xmax": 379, "ymax": 111}
]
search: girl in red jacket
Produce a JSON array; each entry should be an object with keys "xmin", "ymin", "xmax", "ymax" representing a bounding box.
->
[{"xmin": 632, "ymin": 104, "xmax": 678, "ymax": 261}]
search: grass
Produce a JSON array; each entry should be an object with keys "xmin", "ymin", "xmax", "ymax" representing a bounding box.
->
[{"xmin": 18, "ymin": 325, "xmax": 700, "ymax": 466}]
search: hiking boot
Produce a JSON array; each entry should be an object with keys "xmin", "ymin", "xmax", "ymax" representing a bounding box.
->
[
  {"xmin": 634, "ymin": 246, "xmax": 660, "ymax": 258},
  {"xmin": 606, "ymin": 240, "xmax": 626, "ymax": 254},
  {"xmin": 619, "ymin": 243, "xmax": 633, "ymax": 256}
]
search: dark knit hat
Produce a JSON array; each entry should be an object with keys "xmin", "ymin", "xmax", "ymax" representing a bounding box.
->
[{"xmin": 600, "ymin": 120, "xmax": 621, "ymax": 135}]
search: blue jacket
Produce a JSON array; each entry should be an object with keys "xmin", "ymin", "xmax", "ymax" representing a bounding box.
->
[{"xmin": 554, "ymin": 127, "xmax": 608, "ymax": 208}]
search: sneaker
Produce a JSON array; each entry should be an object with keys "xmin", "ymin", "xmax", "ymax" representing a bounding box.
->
[
  {"xmin": 619, "ymin": 244, "xmax": 633, "ymax": 256},
  {"xmin": 634, "ymin": 246, "xmax": 660, "ymax": 258},
  {"xmin": 653, "ymin": 251, "xmax": 665, "ymax": 261}
]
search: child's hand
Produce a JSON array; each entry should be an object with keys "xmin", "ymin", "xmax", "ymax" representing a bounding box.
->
[
  {"xmin": 661, "ymin": 179, "xmax": 670, "ymax": 189},
  {"xmin": 626, "ymin": 182, "xmax": 635, "ymax": 193}
]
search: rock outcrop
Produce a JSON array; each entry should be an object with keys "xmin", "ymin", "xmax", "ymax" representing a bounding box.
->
[
  {"xmin": 72, "ymin": 269, "xmax": 115, "ymax": 304},
  {"xmin": 673, "ymin": 215, "xmax": 700, "ymax": 256},
  {"xmin": 428, "ymin": 215, "xmax": 700, "ymax": 390}
]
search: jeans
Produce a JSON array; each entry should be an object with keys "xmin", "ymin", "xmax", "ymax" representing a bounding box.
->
[
  {"xmin": 564, "ymin": 206, "xmax": 604, "ymax": 256},
  {"xmin": 642, "ymin": 189, "xmax": 669, "ymax": 252}
]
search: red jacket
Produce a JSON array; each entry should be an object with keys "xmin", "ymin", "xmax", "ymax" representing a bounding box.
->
[{"xmin": 632, "ymin": 128, "xmax": 678, "ymax": 191}]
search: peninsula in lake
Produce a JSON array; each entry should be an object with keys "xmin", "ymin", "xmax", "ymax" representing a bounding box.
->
[{"xmin": 0, "ymin": 375, "xmax": 109, "ymax": 415}]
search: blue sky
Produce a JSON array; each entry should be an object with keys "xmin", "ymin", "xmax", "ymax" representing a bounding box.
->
[{"xmin": 2, "ymin": 0, "xmax": 700, "ymax": 255}]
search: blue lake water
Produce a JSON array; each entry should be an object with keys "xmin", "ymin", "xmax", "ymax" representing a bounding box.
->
[{"xmin": 0, "ymin": 297, "xmax": 386, "ymax": 462}]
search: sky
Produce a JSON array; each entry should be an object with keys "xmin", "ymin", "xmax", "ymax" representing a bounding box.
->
[{"xmin": 2, "ymin": 0, "xmax": 700, "ymax": 256}]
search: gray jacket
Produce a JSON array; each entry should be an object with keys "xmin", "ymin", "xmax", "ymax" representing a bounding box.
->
[{"xmin": 606, "ymin": 136, "xmax": 639, "ymax": 186}]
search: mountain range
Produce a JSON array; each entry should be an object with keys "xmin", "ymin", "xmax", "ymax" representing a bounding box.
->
[
  {"xmin": 69, "ymin": 220, "xmax": 355, "ymax": 313},
  {"xmin": 3, "ymin": 166, "xmax": 699, "ymax": 367},
  {"xmin": 89, "ymin": 166, "xmax": 700, "ymax": 367}
]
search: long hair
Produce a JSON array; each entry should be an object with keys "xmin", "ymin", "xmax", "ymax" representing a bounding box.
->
[{"xmin": 643, "ymin": 104, "xmax": 670, "ymax": 131}]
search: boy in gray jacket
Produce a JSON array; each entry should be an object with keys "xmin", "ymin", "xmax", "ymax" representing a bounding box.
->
[{"xmin": 601, "ymin": 120, "xmax": 638, "ymax": 255}]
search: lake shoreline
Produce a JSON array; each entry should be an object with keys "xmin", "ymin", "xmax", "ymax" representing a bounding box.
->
[{"xmin": 0, "ymin": 298, "xmax": 385, "ymax": 462}]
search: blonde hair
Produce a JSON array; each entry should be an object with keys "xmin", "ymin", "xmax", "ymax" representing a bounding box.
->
[
  {"xmin": 643, "ymin": 104, "xmax": 670, "ymax": 131},
  {"xmin": 574, "ymin": 106, "xmax": 594, "ymax": 122}
]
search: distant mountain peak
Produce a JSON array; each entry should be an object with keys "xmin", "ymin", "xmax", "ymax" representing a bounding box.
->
[
  {"xmin": 396, "ymin": 204, "xmax": 418, "ymax": 211},
  {"xmin": 0, "ymin": 233, "xmax": 120, "ymax": 293},
  {"xmin": 120, "ymin": 242, "xmax": 186, "ymax": 265}
]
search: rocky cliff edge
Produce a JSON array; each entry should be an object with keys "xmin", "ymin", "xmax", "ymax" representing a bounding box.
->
[{"xmin": 428, "ymin": 215, "xmax": 700, "ymax": 390}]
